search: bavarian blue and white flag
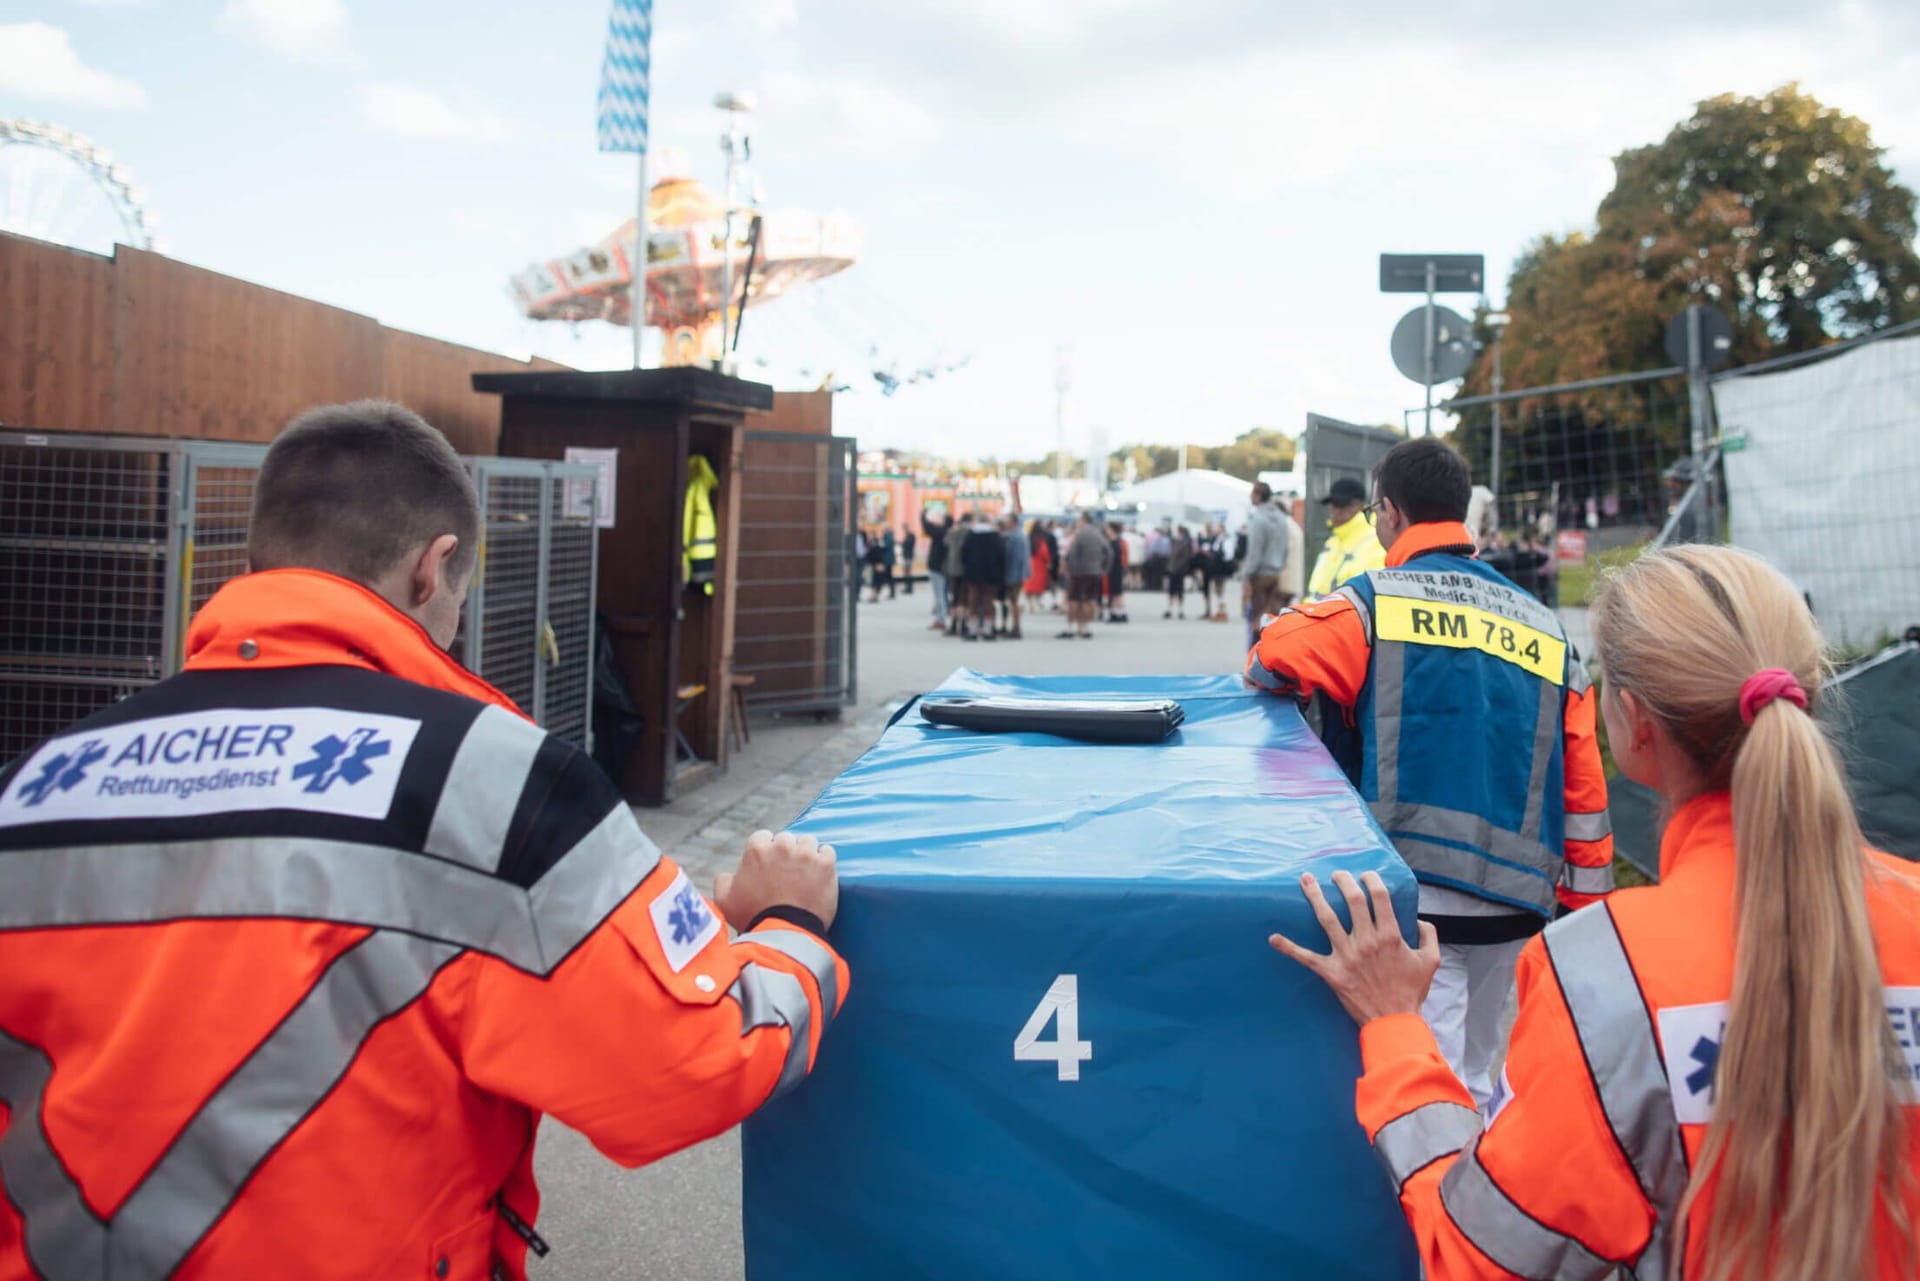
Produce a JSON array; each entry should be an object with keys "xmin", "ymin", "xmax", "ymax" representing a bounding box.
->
[{"xmin": 596, "ymin": 0, "xmax": 651, "ymax": 153}]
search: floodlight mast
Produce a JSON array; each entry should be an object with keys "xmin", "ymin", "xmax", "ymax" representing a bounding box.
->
[
  {"xmin": 715, "ymin": 91, "xmax": 757, "ymax": 368},
  {"xmin": 1486, "ymin": 311, "xmax": 1510, "ymax": 499}
]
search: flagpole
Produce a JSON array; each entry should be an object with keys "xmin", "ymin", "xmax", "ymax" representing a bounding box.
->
[
  {"xmin": 632, "ymin": 148, "xmax": 647, "ymax": 369},
  {"xmin": 598, "ymin": 0, "xmax": 651, "ymax": 368}
]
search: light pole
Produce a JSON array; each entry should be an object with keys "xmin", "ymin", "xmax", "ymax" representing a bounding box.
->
[
  {"xmin": 714, "ymin": 91, "xmax": 756, "ymax": 370},
  {"xmin": 1054, "ymin": 346, "xmax": 1070, "ymax": 490},
  {"xmin": 1486, "ymin": 311, "xmax": 1510, "ymax": 510}
]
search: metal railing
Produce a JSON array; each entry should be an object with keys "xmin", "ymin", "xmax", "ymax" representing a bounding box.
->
[
  {"xmin": 1402, "ymin": 317, "xmax": 1920, "ymax": 653},
  {"xmin": 461, "ymin": 456, "xmax": 601, "ymax": 741},
  {"xmin": 732, "ymin": 431, "xmax": 858, "ymax": 716},
  {"xmin": 1, "ymin": 431, "xmax": 599, "ymax": 762}
]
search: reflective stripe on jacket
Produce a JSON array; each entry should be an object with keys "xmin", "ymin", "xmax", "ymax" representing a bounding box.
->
[
  {"xmin": 1354, "ymin": 792, "xmax": 1920, "ymax": 1279},
  {"xmin": 0, "ymin": 571, "xmax": 845, "ymax": 1279},
  {"xmin": 1247, "ymin": 521, "xmax": 1613, "ymax": 916},
  {"xmin": 1307, "ymin": 511, "xmax": 1386, "ymax": 597},
  {"xmin": 684, "ymin": 454, "xmax": 719, "ymax": 592}
]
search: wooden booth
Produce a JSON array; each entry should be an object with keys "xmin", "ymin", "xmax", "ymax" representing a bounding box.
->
[{"xmin": 473, "ymin": 367, "xmax": 771, "ymax": 804}]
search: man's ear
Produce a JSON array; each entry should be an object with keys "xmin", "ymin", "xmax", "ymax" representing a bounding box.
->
[{"xmin": 410, "ymin": 534, "xmax": 461, "ymax": 606}]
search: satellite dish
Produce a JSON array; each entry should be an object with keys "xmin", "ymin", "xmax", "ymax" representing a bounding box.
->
[
  {"xmin": 1391, "ymin": 305, "xmax": 1474, "ymax": 384},
  {"xmin": 1664, "ymin": 305, "xmax": 1734, "ymax": 371}
]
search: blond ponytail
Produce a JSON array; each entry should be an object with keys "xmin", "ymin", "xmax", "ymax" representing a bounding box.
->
[{"xmin": 1591, "ymin": 545, "xmax": 1910, "ymax": 1281}]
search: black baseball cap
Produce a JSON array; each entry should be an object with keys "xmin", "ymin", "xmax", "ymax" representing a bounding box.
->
[{"xmin": 1321, "ymin": 476, "xmax": 1368, "ymax": 505}]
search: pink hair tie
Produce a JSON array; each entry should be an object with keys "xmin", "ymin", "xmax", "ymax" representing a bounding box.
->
[{"xmin": 1739, "ymin": 668, "xmax": 1808, "ymax": 725}]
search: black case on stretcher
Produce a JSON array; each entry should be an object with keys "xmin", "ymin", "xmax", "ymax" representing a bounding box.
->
[{"xmin": 919, "ymin": 696, "xmax": 1186, "ymax": 744}]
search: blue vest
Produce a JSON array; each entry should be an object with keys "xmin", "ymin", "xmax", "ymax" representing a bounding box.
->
[{"xmin": 1329, "ymin": 551, "xmax": 1587, "ymax": 917}]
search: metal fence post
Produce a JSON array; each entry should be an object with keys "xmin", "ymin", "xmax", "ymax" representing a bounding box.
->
[
  {"xmin": 1685, "ymin": 308, "xmax": 1719, "ymax": 538},
  {"xmin": 531, "ymin": 466, "xmax": 555, "ymax": 726},
  {"xmin": 162, "ymin": 444, "xmax": 191, "ymax": 675},
  {"xmin": 466, "ymin": 461, "xmax": 490, "ymax": 679},
  {"xmin": 843, "ymin": 438, "xmax": 858, "ymax": 707},
  {"xmin": 585, "ymin": 477, "xmax": 599, "ymax": 755}
]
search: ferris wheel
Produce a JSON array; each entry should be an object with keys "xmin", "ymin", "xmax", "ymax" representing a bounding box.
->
[{"xmin": 0, "ymin": 119, "xmax": 159, "ymax": 255}]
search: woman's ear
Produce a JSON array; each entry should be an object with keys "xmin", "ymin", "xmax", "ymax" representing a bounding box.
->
[{"xmin": 1618, "ymin": 687, "xmax": 1653, "ymax": 753}]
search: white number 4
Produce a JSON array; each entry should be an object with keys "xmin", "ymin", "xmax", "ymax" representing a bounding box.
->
[{"xmin": 1014, "ymin": 974, "xmax": 1094, "ymax": 1081}]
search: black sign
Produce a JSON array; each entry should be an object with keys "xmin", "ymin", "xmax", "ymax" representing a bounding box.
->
[
  {"xmin": 1379, "ymin": 254, "xmax": 1485, "ymax": 294},
  {"xmin": 1663, "ymin": 304, "xmax": 1734, "ymax": 371}
]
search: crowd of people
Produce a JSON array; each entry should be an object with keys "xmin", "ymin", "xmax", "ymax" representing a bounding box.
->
[{"xmin": 897, "ymin": 483, "xmax": 1322, "ymax": 645}]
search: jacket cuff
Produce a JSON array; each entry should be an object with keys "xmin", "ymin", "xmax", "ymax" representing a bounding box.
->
[
  {"xmin": 1359, "ymin": 1011, "xmax": 1442, "ymax": 1073},
  {"xmin": 746, "ymin": 904, "xmax": 829, "ymax": 938}
]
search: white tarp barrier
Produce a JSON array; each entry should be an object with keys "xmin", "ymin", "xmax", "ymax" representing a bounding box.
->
[{"xmin": 1714, "ymin": 333, "xmax": 1920, "ymax": 650}]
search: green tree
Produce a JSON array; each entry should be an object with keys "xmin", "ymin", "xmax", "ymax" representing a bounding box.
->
[
  {"xmin": 1005, "ymin": 451, "xmax": 1083, "ymax": 478},
  {"xmin": 1105, "ymin": 432, "xmax": 1296, "ymax": 484},
  {"xmin": 1106, "ymin": 442, "xmax": 1209, "ymax": 480},
  {"xmin": 1467, "ymin": 85, "xmax": 1917, "ymax": 398},
  {"xmin": 1206, "ymin": 428, "xmax": 1297, "ymax": 481},
  {"xmin": 1600, "ymin": 84, "xmax": 1919, "ymax": 352},
  {"xmin": 1452, "ymin": 84, "xmax": 1918, "ymax": 495}
]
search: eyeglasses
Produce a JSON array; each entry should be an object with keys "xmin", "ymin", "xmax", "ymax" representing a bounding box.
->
[{"xmin": 1363, "ymin": 498, "xmax": 1386, "ymax": 523}]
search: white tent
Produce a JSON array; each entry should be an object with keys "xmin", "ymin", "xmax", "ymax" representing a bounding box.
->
[
  {"xmin": 1011, "ymin": 474, "xmax": 1102, "ymax": 514},
  {"xmin": 1258, "ymin": 465, "xmax": 1307, "ymax": 498},
  {"xmin": 1113, "ymin": 468, "xmax": 1254, "ymax": 532}
]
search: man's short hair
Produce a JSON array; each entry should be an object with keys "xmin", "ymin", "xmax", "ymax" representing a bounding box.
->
[
  {"xmin": 1250, "ymin": 481, "xmax": 1271, "ymax": 503},
  {"xmin": 249, "ymin": 400, "xmax": 480, "ymax": 586},
  {"xmin": 1373, "ymin": 438, "xmax": 1471, "ymax": 525}
]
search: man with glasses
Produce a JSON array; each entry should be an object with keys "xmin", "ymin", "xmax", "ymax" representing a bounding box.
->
[{"xmin": 1306, "ymin": 476, "xmax": 1387, "ymax": 598}]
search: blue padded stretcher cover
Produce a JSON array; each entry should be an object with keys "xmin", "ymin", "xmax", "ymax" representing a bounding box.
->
[{"xmin": 742, "ymin": 670, "xmax": 1420, "ymax": 1279}]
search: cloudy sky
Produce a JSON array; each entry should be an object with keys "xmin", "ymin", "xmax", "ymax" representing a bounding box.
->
[{"xmin": 5, "ymin": 1, "xmax": 1919, "ymax": 459}]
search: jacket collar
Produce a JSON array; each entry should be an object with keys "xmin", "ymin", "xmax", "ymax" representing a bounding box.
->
[
  {"xmin": 184, "ymin": 569, "xmax": 525, "ymax": 717},
  {"xmin": 1659, "ymin": 790, "xmax": 1734, "ymax": 882},
  {"xmin": 1330, "ymin": 511, "xmax": 1375, "ymax": 544},
  {"xmin": 1385, "ymin": 520, "xmax": 1475, "ymax": 568}
]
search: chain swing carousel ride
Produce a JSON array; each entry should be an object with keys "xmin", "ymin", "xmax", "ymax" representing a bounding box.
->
[
  {"xmin": 507, "ymin": 144, "xmax": 866, "ymax": 372},
  {"xmin": 508, "ymin": 129, "xmax": 969, "ymax": 396}
]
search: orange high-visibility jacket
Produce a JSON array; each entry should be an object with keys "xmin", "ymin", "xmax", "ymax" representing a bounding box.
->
[
  {"xmin": 1357, "ymin": 791, "xmax": 1920, "ymax": 1278},
  {"xmin": 1247, "ymin": 521, "xmax": 1613, "ymax": 915},
  {"xmin": 0, "ymin": 571, "xmax": 846, "ymax": 1280}
]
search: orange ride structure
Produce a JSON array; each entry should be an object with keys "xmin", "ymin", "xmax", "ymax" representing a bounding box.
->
[{"xmin": 509, "ymin": 169, "xmax": 859, "ymax": 367}]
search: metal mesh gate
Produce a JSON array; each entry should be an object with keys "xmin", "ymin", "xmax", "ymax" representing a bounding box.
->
[
  {"xmin": 1, "ymin": 431, "xmax": 599, "ymax": 763},
  {"xmin": 541, "ymin": 475, "xmax": 598, "ymax": 747},
  {"xmin": 0, "ymin": 433, "xmax": 174, "ymax": 763},
  {"xmin": 184, "ymin": 444, "xmax": 266, "ymax": 627},
  {"xmin": 733, "ymin": 431, "xmax": 857, "ymax": 716},
  {"xmin": 460, "ymin": 457, "xmax": 600, "ymax": 742}
]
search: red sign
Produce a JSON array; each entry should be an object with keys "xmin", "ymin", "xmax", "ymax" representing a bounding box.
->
[{"xmin": 1555, "ymin": 530, "xmax": 1588, "ymax": 564}]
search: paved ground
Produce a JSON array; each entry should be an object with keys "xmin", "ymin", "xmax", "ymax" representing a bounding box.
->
[{"xmin": 530, "ymin": 585, "xmax": 1251, "ymax": 1279}]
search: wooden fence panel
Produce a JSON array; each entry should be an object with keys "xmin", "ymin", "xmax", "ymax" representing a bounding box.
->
[
  {"xmin": 112, "ymin": 248, "xmax": 385, "ymax": 442},
  {"xmin": 0, "ymin": 235, "xmax": 567, "ymax": 452},
  {"xmin": 0, "ymin": 232, "xmax": 115, "ymax": 432}
]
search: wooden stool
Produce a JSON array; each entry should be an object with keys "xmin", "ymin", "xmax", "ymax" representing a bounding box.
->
[
  {"xmin": 728, "ymin": 673, "xmax": 757, "ymax": 752},
  {"xmin": 675, "ymin": 683, "xmax": 707, "ymax": 762}
]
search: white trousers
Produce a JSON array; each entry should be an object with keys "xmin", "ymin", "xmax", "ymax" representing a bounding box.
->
[{"xmin": 1420, "ymin": 938, "xmax": 1526, "ymax": 1111}]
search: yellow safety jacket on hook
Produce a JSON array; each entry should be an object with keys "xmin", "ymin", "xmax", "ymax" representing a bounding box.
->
[{"xmin": 684, "ymin": 455, "xmax": 718, "ymax": 595}]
